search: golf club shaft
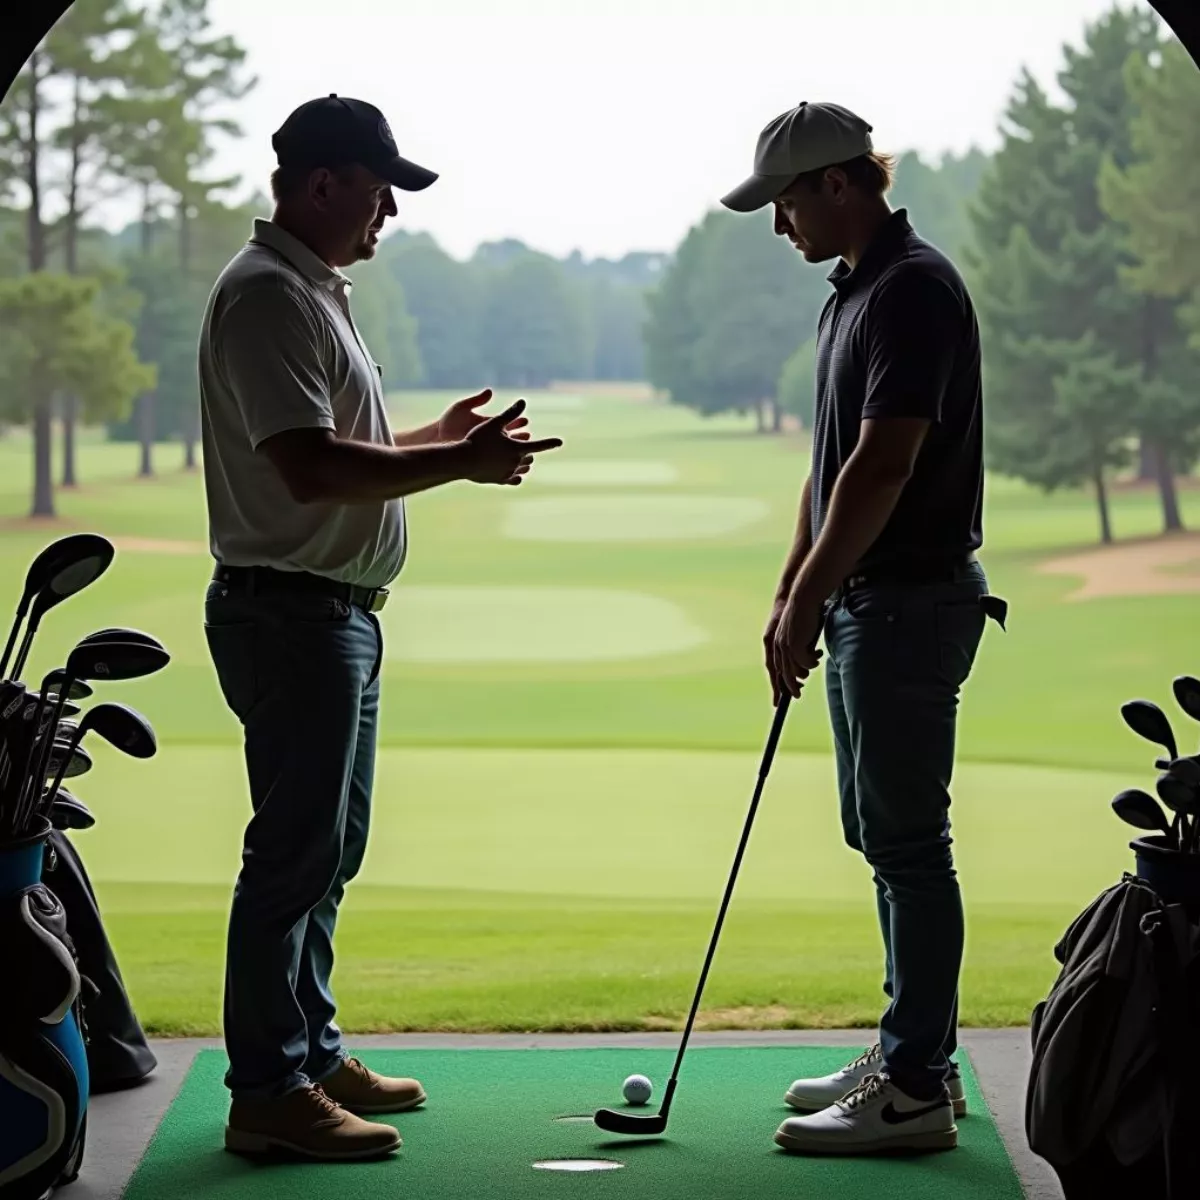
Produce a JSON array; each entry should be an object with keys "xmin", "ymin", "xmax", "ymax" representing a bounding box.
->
[{"xmin": 659, "ymin": 692, "xmax": 792, "ymax": 1112}]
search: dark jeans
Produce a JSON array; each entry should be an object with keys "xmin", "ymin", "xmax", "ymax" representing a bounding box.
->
[
  {"xmin": 203, "ymin": 579, "xmax": 384, "ymax": 1101},
  {"xmin": 822, "ymin": 560, "xmax": 991, "ymax": 1099}
]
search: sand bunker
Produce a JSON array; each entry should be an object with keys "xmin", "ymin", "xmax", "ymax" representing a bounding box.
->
[
  {"xmin": 382, "ymin": 586, "xmax": 708, "ymax": 662},
  {"xmin": 1038, "ymin": 532, "xmax": 1200, "ymax": 600},
  {"xmin": 504, "ymin": 496, "xmax": 769, "ymax": 542},
  {"xmin": 533, "ymin": 460, "xmax": 678, "ymax": 487}
]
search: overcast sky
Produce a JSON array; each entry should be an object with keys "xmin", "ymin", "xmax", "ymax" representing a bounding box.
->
[{"xmin": 200, "ymin": 0, "xmax": 1142, "ymax": 260}]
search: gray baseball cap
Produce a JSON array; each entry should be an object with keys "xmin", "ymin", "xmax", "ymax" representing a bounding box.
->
[{"xmin": 721, "ymin": 101, "xmax": 874, "ymax": 212}]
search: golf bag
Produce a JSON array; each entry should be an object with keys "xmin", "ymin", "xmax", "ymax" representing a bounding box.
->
[
  {"xmin": 0, "ymin": 829, "xmax": 89, "ymax": 1199},
  {"xmin": 1026, "ymin": 869, "xmax": 1200, "ymax": 1199},
  {"xmin": 42, "ymin": 832, "xmax": 156, "ymax": 1092}
]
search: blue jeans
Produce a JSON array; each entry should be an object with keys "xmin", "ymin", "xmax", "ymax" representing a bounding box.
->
[
  {"xmin": 203, "ymin": 579, "xmax": 384, "ymax": 1101},
  {"xmin": 822, "ymin": 560, "xmax": 993, "ymax": 1099}
]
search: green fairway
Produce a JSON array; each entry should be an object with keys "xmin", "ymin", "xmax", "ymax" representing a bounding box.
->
[{"xmin": 1, "ymin": 386, "xmax": 1195, "ymax": 1034}]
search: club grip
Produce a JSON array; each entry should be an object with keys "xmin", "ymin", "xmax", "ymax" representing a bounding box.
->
[{"xmin": 761, "ymin": 692, "xmax": 791, "ymax": 774}]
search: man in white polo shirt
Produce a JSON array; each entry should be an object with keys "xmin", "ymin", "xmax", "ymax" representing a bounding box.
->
[{"xmin": 198, "ymin": 94, "xmax": 563, "ymax": 1162}]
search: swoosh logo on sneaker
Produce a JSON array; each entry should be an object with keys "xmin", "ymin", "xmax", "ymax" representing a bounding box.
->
[{"xmin": 880, "ymin": 1099, "xmax": 949, "ymax": 1125}]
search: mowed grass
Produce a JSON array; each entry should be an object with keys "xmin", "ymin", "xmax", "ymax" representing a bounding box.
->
[{"xmin": 1, "ymin": 386, "xmax": 1198, "ymax": 1034}]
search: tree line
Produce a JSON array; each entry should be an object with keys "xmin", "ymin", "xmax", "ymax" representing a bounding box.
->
[
  {"xmin": 0, "ymin": 0, "xmax": 656, "ymax": 519},
  {"xmin": 645, "ymin": 3, "xmax": 1200, "ymax": 543},
  {"xmin": 3, "ymin": 2, "xmax": 1197, "ymax": 544}
]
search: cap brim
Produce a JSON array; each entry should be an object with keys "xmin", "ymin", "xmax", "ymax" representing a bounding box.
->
[
  {"xmin": 720, "ymin": 173, "xmax": 794, "ymax": 213},
  {"xmin": 374, "ymin": 154, "xmax": 439, "ymax": 192}
]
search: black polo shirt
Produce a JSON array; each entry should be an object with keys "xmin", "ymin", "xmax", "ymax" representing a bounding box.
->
[{"xmin": 809, "ymin": 208, "xmax": 983, "ymax": 574}]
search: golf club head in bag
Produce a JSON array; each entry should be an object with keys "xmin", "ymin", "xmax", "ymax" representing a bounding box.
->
[
  {"xmin": 4, "ymin": 534, "xmax": 116, "ymax": 682},
  {"xmin": 40, "ymin": 703, "xmax": 156, "ymax": 822},
  {"xmin": 1120, "ymin": 699, "xmax": 1179, "ymax": 763}
]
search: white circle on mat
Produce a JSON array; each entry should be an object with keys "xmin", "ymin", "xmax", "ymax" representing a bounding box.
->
[{"xmin": 533, "ymin": 1159, "xmax": 625, "ymax": 1172}]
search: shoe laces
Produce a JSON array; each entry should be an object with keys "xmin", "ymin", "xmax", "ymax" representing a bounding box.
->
[
  {"xmin": 842, "ymin": 1043, "xmax": 883, "ymax": 1074},
  {"xmin": 344, "ymin": 1056, "xmax": 377, "ymax": 1086},
  {"xmin": 838, "ymin": 1072, "xmax": 888, "ymax": 1112},
  {"xmin": 306, "ymin": 1085, "xmax": 343, "ymax": 1119}
]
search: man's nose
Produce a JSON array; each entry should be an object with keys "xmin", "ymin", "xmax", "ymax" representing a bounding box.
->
[{"xmin": 382, "ymin": 188, "xmax": 398, "ymax": 217}]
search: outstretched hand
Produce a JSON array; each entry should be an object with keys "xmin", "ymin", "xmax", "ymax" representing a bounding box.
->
[
  {"xmin": 438, "ymin": 389, "xmax": 531, "ymax": 443},
  {"xmin": 462, "ymin": 397, "xmax": 562, "ymax": 485}
]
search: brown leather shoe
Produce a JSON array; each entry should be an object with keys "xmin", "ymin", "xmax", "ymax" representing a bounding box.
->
[
  {"xmin": 320, "ymin": 1056, "xmax": 427, "ymax": 1115},
  {"xmin": 225, "ymin": 1084, "xmax": 402, "ymax": 1160}
]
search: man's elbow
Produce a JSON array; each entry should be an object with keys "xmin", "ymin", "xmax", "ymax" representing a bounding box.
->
[{"xmin": 257, "ymin": 430, "xmax": 338, "ymax": 504}]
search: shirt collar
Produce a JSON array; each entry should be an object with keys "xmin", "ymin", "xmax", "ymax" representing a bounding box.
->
[
  {"xmin": 827, "ymin": 207, "xmax": 912, "ymax": 293},
  {"xmin": 248, "ymin": 218, "xmax": 352, "ymax": 293}
]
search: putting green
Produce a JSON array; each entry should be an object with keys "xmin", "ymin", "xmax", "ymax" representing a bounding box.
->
[
  {"xmin": 381, "ymin": 587, "xmax": 708, "ymax": 662},
  {"xmin": 76, "ymin": 745, "xmax": 1132, "ymax": 908},
  {"xmin": 534, "ymin": 460, "xmax": 679, "ymax": 487},
  {"xmin": 121, "ymin": 1047, "xmax": 1023, "ymax": 1200},
  {"xmin": 503, "ymin": 496, "xmax": 772, "ymax": 542}
]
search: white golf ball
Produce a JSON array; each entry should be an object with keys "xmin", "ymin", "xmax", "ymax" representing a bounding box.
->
[{"xmin": 622, "ymin": 1074, "xmax": 653, "ymax": 1105}]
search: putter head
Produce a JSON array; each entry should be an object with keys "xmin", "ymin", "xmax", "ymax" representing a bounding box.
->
[{"xmin": 593, "ymin": 1108, "xmax": 668, "ymax": 1136}]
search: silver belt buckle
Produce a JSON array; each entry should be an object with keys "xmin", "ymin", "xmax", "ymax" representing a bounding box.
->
[{"xmin": 368, "ymin": 587, "xmax": 389, "ymax": 613}]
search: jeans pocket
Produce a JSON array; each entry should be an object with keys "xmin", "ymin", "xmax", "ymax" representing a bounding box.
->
[
  {"xmin": 271, "ymin": 594, "xmax": 354, "ymax": 626},
  {"xmin": 934, "ymin": 597, "xmax": 986, "ymax": 688},
  {"xmin": 842, "ymin": 586, "xmax": 900, "ymax": 623},
  {"xmin": 204, "ymin": 604, "xmax": 259, "ymax": 723}
]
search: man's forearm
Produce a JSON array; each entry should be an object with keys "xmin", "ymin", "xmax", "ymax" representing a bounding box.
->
[
  {"xmin": 789, "ymin": 458, "xmax": 909, "ymax": 604},
  {"xmin": 307, "ymin": 438, "xmax": 471, "ymax": 503},
  {"xmin": 774, "ymin": 476, "xmax": 814, "ymax": 603},
  {"xmin": 392, "ymin": 420, "xmax": 443, "ymax": 448}
]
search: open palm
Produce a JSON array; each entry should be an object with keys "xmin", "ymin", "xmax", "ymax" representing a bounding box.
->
[{"xmin": 438, "ymin": 389, "xmax": 530, "ymax": 443}]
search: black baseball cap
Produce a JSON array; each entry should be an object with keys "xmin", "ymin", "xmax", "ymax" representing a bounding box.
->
[{"xmin": 272, "ymin": 94, "xmax": 438, "ymax": 192}]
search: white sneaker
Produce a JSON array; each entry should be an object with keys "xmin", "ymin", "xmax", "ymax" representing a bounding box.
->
[
  {"xmin": 774, "ymin": 1073, "xmax": 957, "ymax": 1155},
  {"xmin": 785, "ymin": 1043, "xmax": 967, "ymax": 1117}
]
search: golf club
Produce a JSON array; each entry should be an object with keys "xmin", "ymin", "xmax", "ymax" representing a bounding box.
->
[
  {"xmin": 50, "ymin": 789, "xmax": 94, "ymax": 831},
  {"xmin": 40, "ymin": 702, "xmax": 156, "ymax": 822},
  {"xmin": 1156, "ymin": 773, "xmax": 1195, "ymax": 851},
  {"xmin": 15, "ymin": 640, "xmax": 169, "ymax": 834},
  {"xmin": 1173, "ymin": 675, "xmax": 1200, "ymax": 731},
  {"xmin": 1112, "ymin": 788, "xmax": 1173, "ymax": 836},
  {"xmin": 1121, "ymin": 699, "xmax": 1179, "ymax": 763},
  {"xmin": 7, "ymin": 534, "xmax": 116, "ymax": 681},
  {"xmin": 77, "ymin": 628, "xmax": 166, "ymax": 651},
  {"xmin": 593, "ymin": 692, "xmax": 793, "ymax": 1136}
]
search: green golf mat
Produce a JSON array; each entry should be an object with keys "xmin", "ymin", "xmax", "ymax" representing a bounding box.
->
[{"xmin": 121, "ymin": 1046, "xmax": 1026, "ymax": 1200}]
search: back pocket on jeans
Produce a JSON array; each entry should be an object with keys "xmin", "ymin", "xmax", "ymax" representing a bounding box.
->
[{"xmin": 934, "ymin": 598, "xmax": 986, "ymax": 687}]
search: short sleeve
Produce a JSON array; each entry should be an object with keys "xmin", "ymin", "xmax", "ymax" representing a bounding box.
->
[
  {"xmin": 861, "ymin": 267, "xmax": 963, "ymax": 423},
  {"xmin": 213, "ymin": 284, "xmax": 335, "ymax": 449}
]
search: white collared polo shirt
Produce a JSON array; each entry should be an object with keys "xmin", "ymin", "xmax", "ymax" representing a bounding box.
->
[{"xmin": 198, "ymin": 218, "xmax": 406, "ymax": 589}]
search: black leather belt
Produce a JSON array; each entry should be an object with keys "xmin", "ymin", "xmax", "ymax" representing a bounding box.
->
[
  {"xmin": 842, "ymin": 554, "xmax": 978, "ymax": 592},
  {"xmin": 212, "ymin": 564, "xmax": 390, "ymax": 613}
]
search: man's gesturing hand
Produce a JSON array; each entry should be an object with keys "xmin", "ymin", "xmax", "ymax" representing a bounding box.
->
[{"xmin": 460, "ymin": 398, "xmax": 562, "ymax": 485}]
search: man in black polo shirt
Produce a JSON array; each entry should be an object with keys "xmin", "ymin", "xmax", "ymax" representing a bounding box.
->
[{"xmin": 721, "ymin": 101, "xmax": 1004, "ymax": 1156}]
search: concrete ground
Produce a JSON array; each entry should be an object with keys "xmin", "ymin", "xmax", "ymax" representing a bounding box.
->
[{"xmin": 69, "ymin": 1028, "xmax": 1064, "ymax": 1200}]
